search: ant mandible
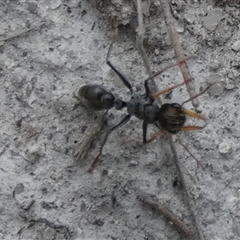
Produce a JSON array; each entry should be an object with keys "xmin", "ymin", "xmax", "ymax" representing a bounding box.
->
[{"xmin": 78, "ymin": 40, "xmax": 211, "ymax": 172}]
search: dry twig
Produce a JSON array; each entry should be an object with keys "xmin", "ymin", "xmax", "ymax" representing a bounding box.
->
[
  {"xmin": 159, "ymin": 0, "xmax": 199, "ymax": 107},
  {"xmin": 0, "ymin": 21, "xmax": 47, "ymax": 43},
  {"xmin": 137, "ymin": 191, "xmax": 193, "ymax": 236},
  {"xmin": 74, "ymin": 111, "xmax": 108, "ymax": 161},
  {"xmin": 135, "ymin": 1, "xmax": 204, "ymax": 239}
]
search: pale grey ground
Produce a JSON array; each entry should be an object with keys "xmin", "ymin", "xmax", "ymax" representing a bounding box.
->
[{"xmin": 0, "ymin": 0, "xmax": 240, "ymax": 240}]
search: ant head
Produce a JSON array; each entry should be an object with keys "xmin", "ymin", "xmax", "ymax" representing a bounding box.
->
[{"xmin": 158, "ymin": 103, "xmax": 186, "ymax": 134}]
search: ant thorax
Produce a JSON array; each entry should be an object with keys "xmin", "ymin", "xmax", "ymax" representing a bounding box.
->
[{"xmin": 126, "ymin": 91, "xmax": 160, "ymax": 123}]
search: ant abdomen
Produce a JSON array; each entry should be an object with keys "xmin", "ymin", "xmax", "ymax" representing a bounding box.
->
[{"xmin": 78, "ymin": 84, "xmax": 115, "ymax": 111}]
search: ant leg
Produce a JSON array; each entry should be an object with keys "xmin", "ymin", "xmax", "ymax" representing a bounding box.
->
[
  {"xmin": 144, "ymin": 56, "xmax": 193, "ymax": 83},
  {"xmin": 177, "ymin": 136, "xmax": 205, "ymax": 169},
  {"xmin": 150, "ymin": 78, "xmax": 192, "ymax": 100},
  {"xmin": 88, "ymin": 115, "xmax": 131, "ymax": 173},
  {"xmin": 143, "ymin": 121, "xmax": 170, "ymax": 143},
  {"xmin": 144, "ymin": 56, "xmax": 193, "ymax": 101},
  {"xmin": 181, "ymin": 84, "xmax": 213, "ymax": 107},
  {"xmin": 144, "ymin": 80, "xmax": 154, "ymax": 103},
  {"xmin": 109, "ymin": 114, "xmax": 131, "ymax": 132},
  {"xmin": 145, "ymin": 129, "xmax": 170, "ymax": 143},
  {"xmin": 142, "ymin": 121, "xmax": 148, "ymax": 143},
  {"xmin": 181, "ymin": 125, "xmax": 206, "ymax": 131},
  {"xmin": 106, "ymin": 40, "xmax": 133, "ymax": 93},
  {"xmin": 107, "ymin": 60, "xmax": 133, "ymax": 93}
]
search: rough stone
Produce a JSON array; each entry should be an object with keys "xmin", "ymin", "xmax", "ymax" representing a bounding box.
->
[
  {"xmin": 231, "ymin": 40, "xmax": 240, "ymax": 52},
  {"xmin": 202, "ymin": 8, "xmax": 223, "ymax": 31}
]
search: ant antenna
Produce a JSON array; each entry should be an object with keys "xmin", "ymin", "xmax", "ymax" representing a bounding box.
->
[
  {"xmin": 181, "ymin": 84, "xmax": 213, "ymax": 107},
  {"xmin": 177, "ymin": 136, "xmax": 205, "ymax": 170}
]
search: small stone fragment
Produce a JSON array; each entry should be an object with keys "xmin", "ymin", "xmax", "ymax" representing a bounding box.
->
[
  {"xmin": 219, "ymin": 141, "xmax": 232, "ymax": 154},
  {"xmin": 209, "ymin": 60, "xmax": 222, "ymax": 71},
  {"xmin": 224, "ymin": 79, "xmax": 235, "ymax": 90},
  {"xmin": 209, "ymin": 83, "xmax": 224, "ymax": 96},
  {"xmin": 129, "ymin": 160, "xmax": 138, "ymax": 166},
  {"xmin": 184, "ymin": 12, "xmax": 195, "ymax": 24},
  {"xmin": 154, "ymin": 49, "xmax": 160, "ymax": 55},
  {"xmin": 14, "ymin": 183, "xmax": 25, "ymax": 195},
  {"xmin": 231, "ymin": 40, "xmax": 240, "ymax": 52},
  {"xmin": 206, "ymin": 74, "xmax": 223, "ymax": 85},
  {"xmin": 175, "ymin": 24, "xmax": 184, "ymax": 33},
  {"xmin": 141, "ymin": 1, "xmax": 150, "ymax": 17},
  {"xmin": 202, "ymin": 9, "xmax": 222, "ymax": 31},
  {"xmin": 27, "ymin": 2, "xmax": 38, "ymax": 13},
  {"xmin": 50, "ymin": 0, "xmax": 61, "ymax": 10},
  {"xmin": 28, "ymin": 144, "xmax": 40, "ymax": 155}
]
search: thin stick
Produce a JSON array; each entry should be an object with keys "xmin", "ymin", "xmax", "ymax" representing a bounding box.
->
[
  {"xmin": 137, "ymin": 191, "xmax": 193, "ymax": 236},
  {"xmin": 106, "ymin": 16, "xmax": 119, "ymax": 63},
  {"xmin": 112, "ymin": 16, "xmax": 119, "ymax": 38},
  {"xmin": 0, "ymin": 21, "xmax": 46, "ymax": 43},
  {"xmin": 136, "ymin": 0, "xmax": 152, "ymax": 76},
  {"xmin": 136, "ymin": 2, "xmax": 203, "ymax": 239},
  {"xmin": 74, "ymin": 111, "xmax": 108, "ymax": 161},
  {"xmin": 159, "ymin": 0, "xmax": 199, "ymax": 107}
]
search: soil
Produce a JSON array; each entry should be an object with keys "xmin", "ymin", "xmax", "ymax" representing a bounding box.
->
[{"xmin": 0, "ymin": 0, "xmax": 240, "ymax": 240}]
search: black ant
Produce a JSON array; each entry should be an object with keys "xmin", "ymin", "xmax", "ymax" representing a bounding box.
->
[{"xmin": 78, "ymin": 40, "xmax": 211, "ymax": 172}]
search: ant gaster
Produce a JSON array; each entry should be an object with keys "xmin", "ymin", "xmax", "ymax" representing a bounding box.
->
[{"xmin": 78, "ymin": 41, "xmax": 211, "ymax": 171}]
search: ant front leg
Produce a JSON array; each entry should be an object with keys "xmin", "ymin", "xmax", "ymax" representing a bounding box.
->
[
  {"xmin": 106, "ymin": 41, "xmax": 133, "ymax": 93},
  {"xmin": 144, "ymin": 79, "xmax": 154, "ymax": 103},
  {"xmin": 142, "ymin": 121, "xmax": 148, "ymax": 143},
  {"xmin": 107, "ymin": 60, "xmax": 133, "ymax": 93}
]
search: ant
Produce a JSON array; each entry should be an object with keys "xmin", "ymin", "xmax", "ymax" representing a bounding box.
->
[{"xmin": 78, "ymin": 40, "xmax": 211, "ymax": 172}]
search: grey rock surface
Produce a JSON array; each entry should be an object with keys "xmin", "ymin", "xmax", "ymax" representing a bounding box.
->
[{"xmin": 0, "ymin": 1, "xmax": 239, "ymax": 240}]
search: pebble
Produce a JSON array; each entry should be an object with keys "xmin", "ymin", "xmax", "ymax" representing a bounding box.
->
[
  {"xmin": 129, "ymin": 160, "xmax": 138, "ymax": 166},
  {"xmin": 14, "ymin": 183, "xmax": 25, "ymax": 195},
  {"xmin": 141, "ymin": 1, "xmax": 150, "ymax": 17},
  {"xmin": 28, "ymin": 144, "xmax": 40, "ymax": 155},
  {"xmin": 202, "ymin": 9, "xmax": 222, "ymax": 31},
  {"xmin": 206, "ymin": 74, "xmax": 224, "ymax": 96},
  {"xmin": 121, "ymin": 5, "xmax": 133, "ymax": 25},
  {"xmin": 219, "ymin": 141, "xmax": 232, "ymax": 154},
  {"xmin": 50, "ymin": 0, "xmax": 61, "ymax": 10},
  {"xmin": 227, "ymin": 69, "xmax": 239, "ymax": 79},
  {"xmin": 175, "ymin": 24, "xmax": 184, "ymax": 33},
  {"xmin": 224, "ymin": 79, "xmax": 235, "ymax": 90},
  {"xmin": 154, "ymin": 49, "xmax": 160, "ymax": 55},
  {"xmin": 27, "ymin": 2, "xmax": 38, "ymax": 13},
  {"xmin": 231, "ymin": 40, "xmax": 240, "ymax": 52},
  {"xmin": 209, "ymin": 60, "xmax": 222, "ymax": 71},
  {"xmin": 184, "ymin": 12, "xmax": 195, "ymax": 24},
  {"xmin": 209, "ymin": 83, "xmax": 224, "ymax": 96},
  {"xmin": 206, "ymin": 74, "xmax": 223, "ymax": 85},
  {"xmin": 61, "ymin": 29, "xmax": 73, "ymax": 39}
]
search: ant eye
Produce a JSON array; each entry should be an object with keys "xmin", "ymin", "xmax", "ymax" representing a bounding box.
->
[{"xmin": 171, "ymin": 103, "xmax": 181, "ymax": 109}]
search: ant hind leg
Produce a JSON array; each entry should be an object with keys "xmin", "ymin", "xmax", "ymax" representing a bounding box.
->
[{"xmin": 88, "ymin": 114, "xmax": 131, "ymax": 173}]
